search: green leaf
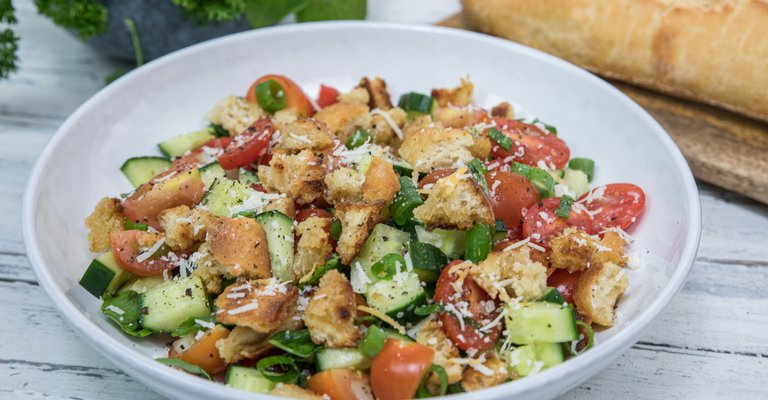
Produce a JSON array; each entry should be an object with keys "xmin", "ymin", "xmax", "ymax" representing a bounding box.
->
[
  {"xmin": 268, "ymin": 329, "xmax": 319, "ymax": 359},
  {"xmin": 156, "ymin": 357, "xmax": 212, "ymax": 380},
  {"xmin": 101, "ymin": 290, "xmax": 152, "ymax": 337},
  {"xmin": 244, "ymin": 0, "xmax": 309, "ymax": 28},
  {"xmin": 171, "ymin": 314, "xmax": 217, "ymax": 337},
  {"xmin": 299, "ymin": 256, "xmax": 341, "ymax": 289},
  {"xmin": 295, "ymin": 0, "xmax": 366, "ymax": 22}
]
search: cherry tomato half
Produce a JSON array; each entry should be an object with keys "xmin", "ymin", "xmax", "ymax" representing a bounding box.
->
[
  {"xmin": 489, "ymin": 118, "xmax": 570, "ymax": 170},
  {"xmin": 547, "ymin": 269, "xmax": 582, "ymax": 304},
  {"xmin": 370, "ymin": 339, "xmax": 435, "ymax": 400},
  {"xmin": 295, "ymin": 207, "xmax": 333, "ymax": 223},
  {"xmin": 217, "ymin": 117, "xmax": 274, "ymax": 170},
  {"xmin": 308, "ymin": 369, "xmax": 373, "ymax": 400},
  {"xmin": 110, "ymin": 230, "xmax": 176, "ymax": 276},
  {"xmin": 246, "ymin": 74, "xmax": 314, "ymax": 117},
  {"xmin": 434, "ymin": 260, "xmax": 502, "ymax": 351},
  {"xmin": 576, "ymin": 183, "xmax": 646, "ymax": 234},
  {"xmin": 485, "ymin": 170, "xmax": 540, "ymax": 229},
  {"xmin": 317, "ymin": 84, "xmax": 340, "ymax": 108},
  {"xmin": 418, "ymin": 168, "xmax": 456, "ymax": 189}
]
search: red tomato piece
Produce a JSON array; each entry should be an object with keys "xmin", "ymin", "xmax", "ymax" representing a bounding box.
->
[
  {"xmin": 489, "ymin": 118, "xmax": 570, "ymax": 170},
  {"xmin": 434, "ymin": 260, "xmax": 502, "ymax": 351},
  {"xmin": 370, "ymin": 339, "xmax": 434, "ymax": 400},
  {"xmin": 110, "ymin": 230, "xmax": 176, "ymax": 276},
  {"xmin": 308, "ymin": 369, "xmax": 373, "ymax": 400},
  {"xmin": 191, "ymin": 137, "xmax": 232, "ymax": 156},
  {"xmin": 576, "ymin": 183, "xmax": 646, "ymax": 234},
  {"xmin": 485, "ymin": 170, "xmax": 540, "ymax": 229},
  {"xmin": 246, "ymin": 74, "xmax": 314, "ymax": 117},
  {"xmin": 217, "ymin": 117, "xmax": 274, "ymax": 170},
  {"xmin": 317, "ymin": 84, "xmax": 340, "ymax": 108},
  {"xmin": 296, "ymin": 207, "xmax": 333, "ymax": 223},
  {"xmin": 521, "ymin": 197, "xmax": 592, "ymax": 249},
  {"xmin": 547, "ymin": 269, "xmax": 582, "ymax": 304},
  {"xmin": 418, "ymin": 168, "xmax": 456, "ymax": 189}
]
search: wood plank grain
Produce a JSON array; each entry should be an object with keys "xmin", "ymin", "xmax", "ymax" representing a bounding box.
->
[{"xmin": 438, "ymin": 13, "xmax": 768, "ymax": 206}]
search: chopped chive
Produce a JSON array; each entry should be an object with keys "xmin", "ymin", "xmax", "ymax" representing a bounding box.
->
[
  {"xmin": 398, "ymin": 92, "xmax": 434, "ymax": 114},
  {"xmin": 528, "ymin": 167, "xmax": 555, "ymax": 198},
  {"xmin": 255, "ymin": 79, "xmax": 287, "ymax": 114},
  {"xmin": 487, "ymin": 127, "xmax": 512, "ymax": 151},
  {"xmin": 556, "ymin": 195, "xmax": 574, "ymax": 219},
  {"xmin": 346, "ymin": 128, "xmax": 371, "ymax": 149},
  {"xmin": 467, "ymin": 158, "xmax": 489, "ymax": 193},
  {"xmin": 568, "ymin": 158, "xmax": 595, "ymax": 181},
  {"xmin": 510, "ymin": 161, "xmax": 532, "ymax": 177}
]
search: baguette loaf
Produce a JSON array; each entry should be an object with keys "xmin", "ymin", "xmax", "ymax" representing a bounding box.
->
[{"xmin": 462, "ymin": 0, "xmax": 768, "ymax": 122}]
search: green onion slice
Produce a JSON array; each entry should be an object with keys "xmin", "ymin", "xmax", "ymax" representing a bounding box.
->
[
  {"xmin": 156, "ymin": 358, "xmax": 212, "ymax": 380},
  {"xmin": 416, "ymin": 364, "xmax": 448, "ymax": 397},
  {"xmin": 124, "ymin": 218, "xmax": 148, "ymax": 231},
  {"xmin": 556, "ymin": 195, "xmax": 574, "ymax": 219},
  {"xmin": 532, "ymin": 118, "xmax": 558, "ymax": 135},
  {"xmin": 568, "ymin": 157, "xmax": 595, "ymax": 181},
  {"xmin": 467, "ymin": 158, "xmax": 489, "ymax": 193},
  {"xmin": 359, "ymin": 325, "xmax": 389, "ymax": 358},
  {"xmin": 346, "ymin": 128, "xmax": 371, "ymax": 149},
  {"xmin": 255, "ymin": 79, "xmax": 287, "ymax": 114},
  {"xmin": 370, "ymin": 253, "xmax": 405, "ymax": 280},
  {"xmin": 414, "ymin": 303, "xmax": 443, "ymax": 316},
  {"xmin": 510, "ymin": 161, "xmax": 532, "ymax": 177},
  {"xmin": 464, "ymin": 224, "xmax": 493, "ymax": 263},
  {"xmin": 398, "ymin": 92, "xmax": 434, "ymax": 114},
  {"xmin": 487, "ymin": 127, "xmax": 512, "ymax": 151},
  {"xmin": 390, "ymin": 176, "xmax": 424, "ymax": 226},
  {"xmin": 528, "ymin": 167, "xmax": 555, "ymax": 198},
  {"xmin": 567, "ymin": 320, "xmax": 595, "ymax": 356},
  {"xmin": 329, "ymin": 219, "xmax": 342, "ymax": 242},
  {"xmin": 256, "ymin": 355, "xmax": 300, "ymax": 383}
]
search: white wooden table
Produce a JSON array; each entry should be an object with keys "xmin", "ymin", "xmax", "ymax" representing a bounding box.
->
[{"xmin": 2, "ymin": 1, "xmax": 767, "ymax": 399}]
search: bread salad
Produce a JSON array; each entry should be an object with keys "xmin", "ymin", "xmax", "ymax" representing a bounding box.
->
[{"xmin": 81, "ymin": 75, "xmax": 645, "ymax": 399}]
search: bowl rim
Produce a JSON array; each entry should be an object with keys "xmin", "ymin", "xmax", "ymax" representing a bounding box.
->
[{"xmin": 22, "ymin": 21, "xmax": 701, "ymax": 399}]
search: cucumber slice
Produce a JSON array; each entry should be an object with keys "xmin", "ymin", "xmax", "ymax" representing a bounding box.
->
[
  {"xmin": 349, "ymin": 224, "xmax": 410, "ymax": 293},
  {"xmin": 562, "ymin": 168, "xmax": 590, "ymax": 198},
  {"xmin": 200, "ymin": 162, "xmax": 226, "ymax": 189},
  {"xmin": 365, "ymin": 271, "xmax": 426, "ymax": 321},
  {"xmin": 505, "ymin": 302, "xmax": 578, "ymax": 344},
  {"xmin": 414, "ymin": 225, "xmax": 467, "ymax": 259},
  {"xmin": 158, "ymin": 128, "xmax": 215, "ymax": 158},
  {"xmin": 507, "ymin": 342, "xmax": 564, "ymax": 377},
  {"xmin": 201, "ymin": 178, "xmax": 257, "ymax": 217},
  {"xmin": 140, "ymin": 276, "xmax": 210, "ymax": 333},
  {"xmin": 79, "ymin": 252, "xmax": 133, "ymax": 298},
  {"xmin": 239, "ymin": 169, "xmax": 260, "ymax": 186},
  {"xmin": 118, "ymin": 275, "xmax": 165, "ymax": 295},
  {"xmin": 120, "ymin": 157, "xmax": 172, "ymax": 188},
  {"xmin": 408, "ymin": 241, "xmax": 447, "ymax": 283},
  {"xmin": 225, "ymin": 366, "xmax": 275, "ymax": 393},
  {"xmin": 255, "ymin": 210, "xmax": 296, "ymax": 282},
  {"xmin": 316, "ymin": 348, "xmax": 371, "ymax": 371}
]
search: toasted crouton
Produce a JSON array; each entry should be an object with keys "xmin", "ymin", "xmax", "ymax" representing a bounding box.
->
[
  {"xmin": 85, "ymin": 197, "xmax": 124, "ymax": 253},
  {"xmin": 358, "ymin": 77, "xmax": 393, "ymax": 110},
  {"xmin": 278, "ymin": 117, "xmax": 334, "ymax": 152},
  {"xmin": 573, "ymin": 262, "xmax": 628, "ymax": 327},
  {"xmin": 313, "ymin": 102, "xmax": 372, "ymax": 143},
  {"xmin": 470, "ymin": 135, "xmax": 493, "ymax": 159},
  {"xmin": 402, "ymin": 114, "xmax": 437, "ymax": 140},
  {"xmin": 207, "ymin": 96, "xmax": 264, "ymax": 135},
  {"xmin": 470, "ymin": 248, "xmax": 548, "ymax": 301},
  {"xmin": 324, "ymin": 167, "xmax": 365, "ymax": 205},
  {"xmin": 208, "ymin": 217, "xmax": 271, "ymax": 279},
  {"xmin": 157, "ymin": 205, "xmax": 215, "ymax": 252},
  {"xmin": 258, "ymin": 150, "xmax": 326, "ymax": 205},
  {"xmin": 273, "ymin": 107, "xmax": 299, "ymax": 124},
  {"xmin": 338, "ymin": 87, "xmax": 370, "ymax": 105},
  {"xmin": 461, "ymin": 353, "xmax": 509, "ymax": 392},
  {"xmin": 398, "ymin": 127, "xmax": 475, "ymax": 173},
  {"xmin": 215, "ymin": 326, "xmax": 271, "ymax": 364},
  {"xmin": 270, "ymin": 384, "xmax": 323, "ymax": 400},
  {"xmin": 335, "ymin": 201, "xmax": 386, "ymax": 264},
  {"xmin": 412, "ymin": 174, "xmax": 494, "ymax": 230},
  {"xmin": 362, "ymin": 157, "xmax": 400, "ymax": 204},
  {"xmin": 431, "ymin": 78, "xmax": 474, "ymax": 107},
  {"xmin": 304, "ymin": 270, "xmax": 361, "ymax": 347},
  {"xmin": 433, "ymin": 106, "xmax": 486, "ymax": 129},
  {"xmin": 370, "ymin": 107, "xmax": 406, "ymax": 147},
  {"xmin": 491, "ymin": 102, "xmax": 514, "ymax": 118},
  {"xmin": 549, "ymin": 228, "xmax": 626, "ymax": 273},
  {"xmin": 190, "ymin": 242, "xmax": 229, "ymax": 294},
  {"xmin": 263, "ymin": 196, "xmax": 296, "ymax": 219},
  {"xmin": 293, "ymin": 216, "xmax": 334, "ymax": 280},
  {"xmin": 414, "ymin": 319, "xmax": 463, "ymax": 385},
  {"xmin": 216, "ymin": 279, "xmax": 299, "ymax": 333}
]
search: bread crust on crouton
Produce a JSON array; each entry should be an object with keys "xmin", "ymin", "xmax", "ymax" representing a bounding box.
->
[
  {"xmin": 398, "ymin": 127, "xmax": 475, "ymax": 173},
  {"xmin": 263, "ymin": 196, "xmax": 297, "ymax": 219},
  {"xmin": 491, "ymin": 102, "xmax": 514, "ymax": 118},
  {"xmin": 471, "ymin": 248, "xmax": 548, "ymax": 301},
  {"xmin": 415, "ymin": 319, "xmax": 463, "ymax": 385},
  {"xmin": 258, "ymin": 150, "xmax": 326, "ymax": 205},
  {"xmin": 270, "ymin": 384, "xmax": 323, "ymax": 400},
  {"xmin": 413, "ymin": 174, "xmax": 494, "ymax": 230},
  {"xmin": 304, "ymin": 270, "xmax": 361, "ymax": 347},
  {"xmin": 191, "ymin": 242, "xmax": 229, "ymax": 294},
  {"xmin": 549, "ymin": 228, "xmax": 626, "ymax": 273},
  {"xmin": 85, "ymin": 197, "xmax": 124, "ymax": 253},
  {"xmin": 207, "ymin": 95, "xmax": 264, "ymax": 135},
  {"xmin": 293, "ymin": 216, "xmax": 334, "ymax": 281},
  {"xmin": 335, "ymin": 201, "xmax": 386, "ymax": 264},
  {"xmin": 278, "ymin": 117, "xmax": 334, "ymax": 152},
  {"xmin": 573, "ymin": 262, "xmax": 628, "ymax": 327},
  {"xmin": 431, "ymin": 78, "xmax": 474, "ymax": 107},
  {"xmin": 313, "ymin": 102, "xmax": 372, "ymax": 143},
  {"xmin": 216, "ymin": 279, "xmax": 299, "ymax": 333},
  {"xmin": 362, "ymin": 157, "xmax": 400, "ymax": 204},
  {"xmin": 470, "ymin": 135, "xmax": 493, "ymax": 159},
  {"xmin": 208, "ymin": 217, "xmax": 271, "ymax": 279},
  {"xmin": 370, "ymin": 107, "xmax": 406, "ymax": 147},
  {"xmin": 158, "ymin": 205, "xmax": 214, "ymax": 252},
  {"xmin": 358, "ymin": 77, "xmax": 393, "ymax": 110},
  {"xmin": 324, "ymin": 167, "xmax": 365, "ymax": 205},
  {"xmin": 215, "ymin": 326, "xmax": 271, "ymax": 364},
  {"xmin": 461, "ymin": 353, "xmax": 509, "ymax": 392}
]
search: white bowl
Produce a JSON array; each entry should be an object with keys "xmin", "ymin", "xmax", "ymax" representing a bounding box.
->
[{"xmin": 23, "ymin": 22, "xmax": 701, "ymax": 400}]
